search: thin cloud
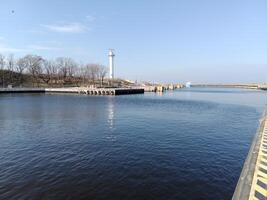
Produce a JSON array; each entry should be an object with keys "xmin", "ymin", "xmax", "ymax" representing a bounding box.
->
[
  {"xmin": 20, "ymin": 29, "xmax": 46, "ymax": 34},
  {"xmin": 0, "ymin": 39, "xmax": 25, "ymax": 53},
  {"xmin": 0, "ymin": 46, "xmax": 25, "ymax": 53},
  {"xmin": 86, "ymin": 15, "xmax": 95, "ymax": 22},
  {"xmin": 41, "ymin": 22, "xmax": 88, "ymax": 33},
  {"xmin": 28, "ymin": 45, "xmax": 62, "ymax": 51},
  {"xmin": 0, "ymin": 43, "xmax": 62, "ymax": 53}
]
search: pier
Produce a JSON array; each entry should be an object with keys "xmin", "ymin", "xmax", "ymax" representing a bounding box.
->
[
  {"xmin": 0, "ymin": 88, "xmax": 45, "ymax": 93},
  {"xmin": 0, "ymin": 87, "xmax": 144, "ymax": 95},
  {"xmin": 258, "ymin": 85, "xmax": 267, "ymax": 91},
  {"xmin": 192, "ymin": 84, "xmax": 267, "ymax": 90},
  {"xmin": 143, "ymin": 84, "xmax": 184, "ymax": 92},
  {"xmin": 232, "ymin": 108, "xmax": 267, "ymax": 199}
]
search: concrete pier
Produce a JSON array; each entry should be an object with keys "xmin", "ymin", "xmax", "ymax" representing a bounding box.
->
[
  {"xmin": 46, "ymin": 87, "xmax": 144, "ymax": 95},
  {"xmin": 232, "ymin": 108, "xmax": 267, "ymax": 200},
  {"xmin": 143, "ymin": 84, "xmax": 184, "ymax": 92},
  {"xmin": 0, "ymin": 88, "xmax": 45, "ymax": 93},
  {"xmin": 258, "ymin": 85, "xmax": 267, "ymax": 90},
  {"xmin": 192, "ymin": 84, "xmax": 266, "ymax": 90},
  {"xmin": 0, "ymin": 87, "xmax": 144, "ymax": 96}
]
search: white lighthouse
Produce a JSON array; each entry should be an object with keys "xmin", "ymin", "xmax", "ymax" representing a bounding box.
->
[{"xmin": 108, "ymin": 49, "xmax": 115, "ymax": 79}]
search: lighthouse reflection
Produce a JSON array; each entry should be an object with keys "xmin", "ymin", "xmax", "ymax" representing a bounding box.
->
[
  {"xmin": 106, "ymin": 97, "xmax": 116, "ymax": 141},
  {"xmin": 107, "ymin": 97, "xmax": 115, "ymax": 130}
]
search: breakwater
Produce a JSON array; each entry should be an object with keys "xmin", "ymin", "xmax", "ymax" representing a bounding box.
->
[
  {"xmin": 0, "ymin": 87, "xmax": 144, "ymax": 95},
  {"xmin": 192, "ymin": 84, "xmax": 267, "ymax": 90},
  {"xmin": 143, "ymin": 84, "xmax": 184, "ymax": 92},
  {"xmin": 0, "ymin": 88, "xmax": 45, "ymax": 93}
]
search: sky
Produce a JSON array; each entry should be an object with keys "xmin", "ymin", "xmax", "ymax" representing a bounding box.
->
[{"xmin": 0, "ymin": 0, "xmax": 267, "ymax": 83}]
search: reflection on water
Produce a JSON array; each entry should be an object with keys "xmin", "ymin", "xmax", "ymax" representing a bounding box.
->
[
  {"xmin": 107, "ymin": 97, "xmax": 115, "ymax": 130},
  {"xmin": 156, "ymin": 91, "xmax": 163, "ymax": 96},
  {"xmin": 0, "ymin": 89, "xmax": 267, "ymax": 200},
  {"xmin": 106, "ymin": 97, "xmax": 117, "ymax": 141}
]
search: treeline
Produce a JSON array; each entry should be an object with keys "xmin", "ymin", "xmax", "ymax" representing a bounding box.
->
[{"xmin": 0, "ymin": 53, "xmax": 114, "ymax": 88}]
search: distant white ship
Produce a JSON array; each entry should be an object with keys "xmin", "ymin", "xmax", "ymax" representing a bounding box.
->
[{"xmin": 185, "ymin": 82, "xmax": 191, "ymax": 88}]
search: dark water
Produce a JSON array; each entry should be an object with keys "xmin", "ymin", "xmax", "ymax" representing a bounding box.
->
[{"xmin": 1, "ymin": 88, "xmax": 267, "ymax": 200}]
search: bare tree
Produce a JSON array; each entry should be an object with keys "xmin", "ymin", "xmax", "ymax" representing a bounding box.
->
[
  {"xmin": 24, "ymin": 55, "xmax": 44, "ymax": 86},
  {"xmin": 7, "ymin": 54, "xmax": 15, "ymax": 71},
  {"xmin": 0, "ymin": 54, "xmax": 5, "ymax": 87},
  {"xmin": 55, "ymin": 57, "xmax": 76, "ymax": 82},
  {"xmin": 78, "ymin": 64, "xmax": 88, "ymax": 85},
  {"xmin": 68, "ymin": 60, "xmax": 78, "ymax": 78},
  {"xmin": 48, "ymin": 60, "xmax": 59, "ymax": 85},
  {"xmin": 0, "ymin": 53, "xmax": 107, "ymax": 87},
  {"xmin": 98, "ymin": 65, "xmax": 107, "ymax": 87},
  {"xmin": 7, "ymin": 54, "xmax": 15, "ymax": 84},
  {"xmin": 16, "ymin": 57, "xmax": 28, "ymax": 85},
  {"xmin": 41, "ymin": 59, "xmax": 56, "ymax": 85},
  {"xmin": 86, "ymin": 64, "xmax": 100, "ymax": 85},
  {"xmin": 56, "ymin": 57, "xmax": 67, "ymax": 81}
]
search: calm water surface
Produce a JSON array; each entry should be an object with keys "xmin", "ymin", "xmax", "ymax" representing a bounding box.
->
[{"xmin": 1, "ymin": 88, "xmax": 267, "ymax": 200}]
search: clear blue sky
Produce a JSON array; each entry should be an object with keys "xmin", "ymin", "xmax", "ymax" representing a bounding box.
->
[{"xmin": 0, "ymin": 0, "xmax": 267, "ymax": 83}]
